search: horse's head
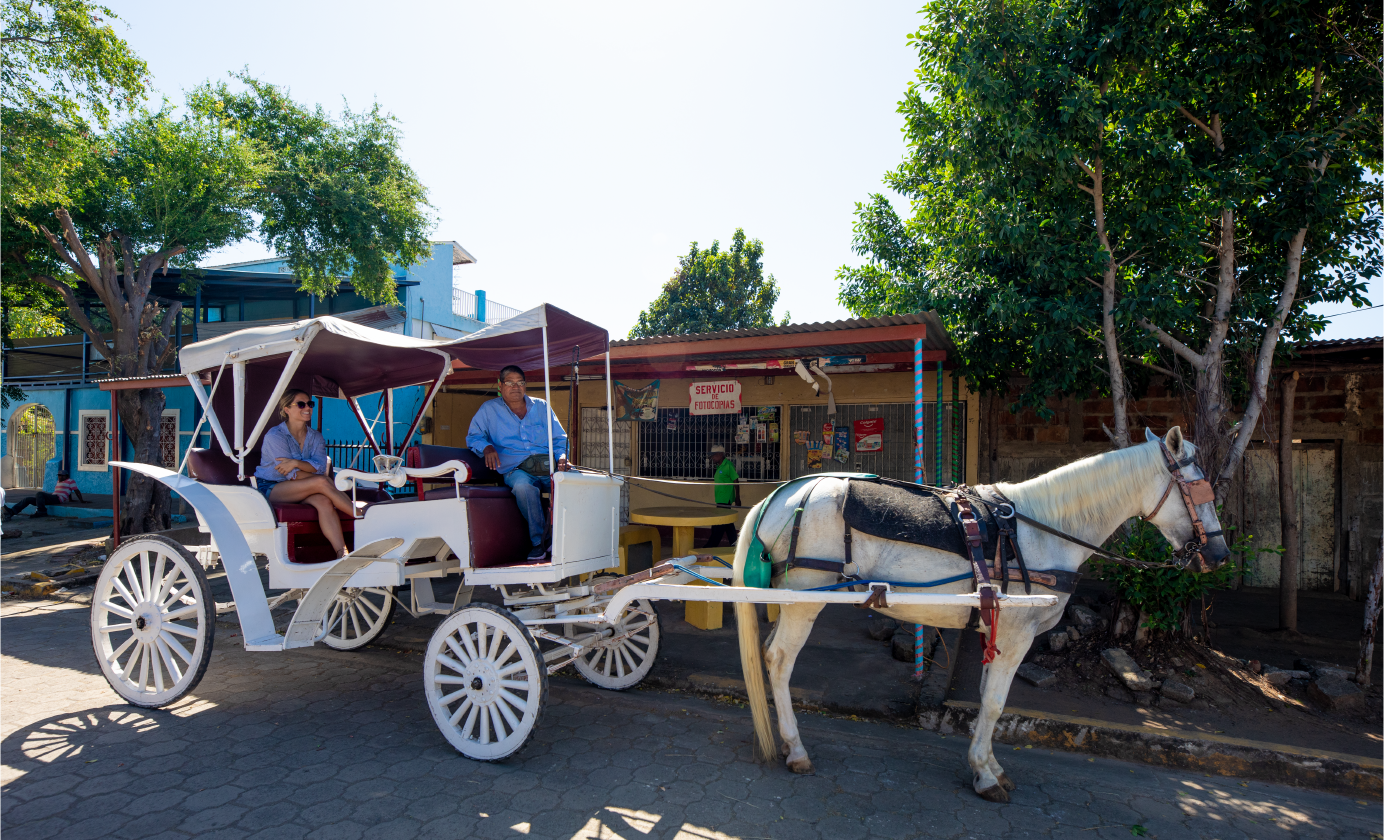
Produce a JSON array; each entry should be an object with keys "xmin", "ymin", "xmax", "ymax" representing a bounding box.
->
[{"xmin": 1143, "ymin": 427, "xmax": 1232, "ymax": 571}]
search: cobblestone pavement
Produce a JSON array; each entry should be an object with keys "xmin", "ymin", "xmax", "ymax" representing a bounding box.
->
[{"xmin": 3, "ymin": 597, "xmax": 1379, "ymax": 840}]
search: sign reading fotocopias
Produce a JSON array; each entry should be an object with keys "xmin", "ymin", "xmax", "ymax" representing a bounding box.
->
[{"xmin": 689, "ymin": 380, "xmax": 742, "ymax": 415}]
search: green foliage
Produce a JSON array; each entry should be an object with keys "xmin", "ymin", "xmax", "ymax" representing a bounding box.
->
[
  {"xmin": 67, "ymin": 107, "xmax": 266, "ymax": 270},
  {"xmin": 1, "ymin": 0, "xmax": 147, "ymax": 211},
  {"xmin": 187, "ymin": 75, "xmax": 435, "ymax": 304},
  {"xmin": 1092, "ymin": 517, "xmax": 1255, "ymax": 634},
  {"xmin": 837, "ymin": 0, "xmax": 1381, "ymax": 413},
  {"xmin": 630, "ymin": 229, "xmax": 782, "ymax": 338}
]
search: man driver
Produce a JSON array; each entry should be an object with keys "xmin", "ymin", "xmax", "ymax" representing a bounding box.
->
[{"xmin": 467, "ymin": 365, "xmax": 569, "ymax": 560}]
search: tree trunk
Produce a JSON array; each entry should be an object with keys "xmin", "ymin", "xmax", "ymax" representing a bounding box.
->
[
  {"xmin": 1278, "ymin": 371, "xmax": 1300, "ymax": 631},
  {"xmin": 118, "ymin": 388, "xmax": 173, "ymax": 536}
]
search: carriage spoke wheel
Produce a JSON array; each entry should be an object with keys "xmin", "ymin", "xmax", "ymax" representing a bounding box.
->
[
  {"xmin": 424, "ymin": 603, "xmax": 546, "ymax": 761},
  {"xmin": 567, "ymin": 595, "xmax": 660, "ymax": 691},
  {"xmin": 320, "ymin": 586, "xmax": 394, "ymax": 650},
  {"xmin": 90, "ymin": 535, "xmax": 214, "ymax": 708}
]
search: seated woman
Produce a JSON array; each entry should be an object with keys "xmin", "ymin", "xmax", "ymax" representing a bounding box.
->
[{"xmin": 255, "ymin": 389, "xmax": 360, "ymax": 559}]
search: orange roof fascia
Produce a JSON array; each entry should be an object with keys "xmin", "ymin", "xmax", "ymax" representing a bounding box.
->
[{"xmin": 608, "ymin": 322, "xmax": 928, "ymax": 360}]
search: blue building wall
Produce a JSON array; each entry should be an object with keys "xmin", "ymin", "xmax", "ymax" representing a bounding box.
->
[{"xmin": 2, "ymin": 384, "xmax": 428, "ymax": 494}]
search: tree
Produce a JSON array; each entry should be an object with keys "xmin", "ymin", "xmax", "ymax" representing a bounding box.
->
[
  {"xmin": 6, "ymin": 76, "xmax": 436, "ymax": 535},
  {"xmin": 1, "ymin": 0, "xmax": 148, "ymax": 406},
  {"xmin": 630, "ymin": 229, "xmax": 784, "ymax": 338},
  {"xmin": 839, "ymin": 0, "xmax": 1380, "ymax": 492}
]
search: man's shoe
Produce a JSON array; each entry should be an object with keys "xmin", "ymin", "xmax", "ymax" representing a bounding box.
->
[
  {"xmin": 0, "ymin": 507, "xmax": 12, "ymax": 522},
  {"xmin": 526, "ymin": 545, "xmax": 547, "ymax": 561}
]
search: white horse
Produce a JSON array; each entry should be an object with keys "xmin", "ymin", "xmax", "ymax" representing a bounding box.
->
[{"xmin": 731, "ymin": 427, "xmax": 1231, "ymax": 802}]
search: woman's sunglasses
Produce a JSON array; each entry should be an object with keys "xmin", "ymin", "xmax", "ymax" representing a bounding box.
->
[{"xmin": 292, "ymin": 400, "xmax": 316, "ymax": 409}]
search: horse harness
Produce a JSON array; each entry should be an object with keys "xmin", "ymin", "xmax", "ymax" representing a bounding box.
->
[{"xmin": 762, "ymin": 442, "xmax": 1221, "ymax": 664}]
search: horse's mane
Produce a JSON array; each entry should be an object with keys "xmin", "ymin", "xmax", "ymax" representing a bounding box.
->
[{"xmin": 994, "ymin": 440, "xmax": 1173, "ymax": 533}]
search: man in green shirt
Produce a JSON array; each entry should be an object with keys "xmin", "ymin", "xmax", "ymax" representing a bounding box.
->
[{"xmin": 704, "ymin": 444, "xmax": 740, "ymax": 548}]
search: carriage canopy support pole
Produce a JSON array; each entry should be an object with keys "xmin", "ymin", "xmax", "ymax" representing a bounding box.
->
[
  {"xmin": 346, "ymin": 397, "xmax": 383, "ymax": 456},
  {"xmin": 913, "ymin": 339, "xmax": 924, "ymax": 484},
  {"xmin": 541, "ymin": 323, "xmax": 555, "ymax": 472},
  {"xmin": 605, "ymin": 351, "xmax": 614, "ymax": 475},
  {"xmin": 110, "ymin": 387, "xmax": 121, "ymax": 549},
  {"xmin": 384, "ymin": 389, "xmax": 395, "ymax": 455}
]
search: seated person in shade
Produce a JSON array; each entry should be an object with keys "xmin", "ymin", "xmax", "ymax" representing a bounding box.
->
[
  {"xmin": 466, "ymin": 365, "xmax": 569, "ymax": 561},
  {"xmin": 3, "ymin": 471, "xmax": 83, "ymax": 519},
  {"xmin": 255, "ymin": 390, "xmax": 360, "ymax": 559}
]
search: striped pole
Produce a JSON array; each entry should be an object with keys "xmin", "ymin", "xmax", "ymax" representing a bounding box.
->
[
  {"xmin": 913, "ymin": 339, "xmax": 924, "ymax": 483},
  {"xmin": 953, "ymin": 373, "xmax": 962, "ymax": 483},
  {"xmin": 936, "ymin": 360, "xmax": 945, "ymax": 485}
]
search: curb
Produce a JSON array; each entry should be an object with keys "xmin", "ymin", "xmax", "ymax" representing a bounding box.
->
[{"xmin": 925, "ymin": 700, "xmax": 1383, "ymax": 799}]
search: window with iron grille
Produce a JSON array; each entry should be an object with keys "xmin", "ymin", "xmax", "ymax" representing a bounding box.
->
[
  {"xmin": 159, "ymin": 411, "xmax": 179, "ymax": 470},
  {"xmin": 638, "ymin": 405, "xmax": 782, "ymax": 481},
  {"xmin": 579, "ymin": 407, "xmax": 633, "ymax": 524},
  {"xmin": 79, "ymin": 411, "xmax": 108, "ymax": 471},
  {"xmin": 787, "ymin": 402, "xmax": 965, "ymax": 483}
]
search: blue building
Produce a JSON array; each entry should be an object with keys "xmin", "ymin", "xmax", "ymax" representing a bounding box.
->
[{"xmin": 2, "ymin": 240, "xmax": 522, "ymax": 498}]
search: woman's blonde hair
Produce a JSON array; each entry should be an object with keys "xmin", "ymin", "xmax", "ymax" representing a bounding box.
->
[{"xmin": 278, "ymin": 389, "xmax": 310, "ymax": 419}]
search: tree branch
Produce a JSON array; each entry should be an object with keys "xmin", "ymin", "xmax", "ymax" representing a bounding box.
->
[
  {"xmin": 1137, "ymin": 318, "xmax": 1205, "ymax": 367},
  {"xmin": 1177, "ymin": 106, "xmax": 1224, "ymax": 151},
  {"xmin": 29, "ymin": 274, "xmax": 113, "ymax": 360},
  {"xmin": 1122, "ymin": 355, "xmax": 1178, "ymax": 378},
  {"xmin": 51, "ymin": 209, "xmax": 104, "ymax": 292}
]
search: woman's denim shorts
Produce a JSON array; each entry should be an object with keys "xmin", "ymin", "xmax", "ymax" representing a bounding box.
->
[{"xmin": 255, "ymin": 479, "xmax": 278, "ymax": 504}]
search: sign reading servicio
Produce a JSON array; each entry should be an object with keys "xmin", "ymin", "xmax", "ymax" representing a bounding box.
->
[{"xmin": 689, "ymin": 380, "xmax": 742, "ymax": 415}]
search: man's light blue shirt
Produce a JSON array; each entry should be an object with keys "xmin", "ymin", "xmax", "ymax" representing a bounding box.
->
[
  {"xmin": 255, "ymin": 422, "xmax": 329, "ymax": 484},
  {"xmin": 467, "ymin": 396, "xmax": 568, "ymax": 475}
]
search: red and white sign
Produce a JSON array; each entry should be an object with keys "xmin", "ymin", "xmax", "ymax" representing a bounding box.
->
[
  {"xmin": 854, "ymin": 418, "xmax": 884, "ymax": 452},
  {"xmin": 689, "ymin": 380, "xmax": 742, "ymax": 415}
]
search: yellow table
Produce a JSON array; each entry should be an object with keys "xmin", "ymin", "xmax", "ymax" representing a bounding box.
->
[{"xmin": 629, "ymin": 506, "xmax": 738, "ymax": 630}]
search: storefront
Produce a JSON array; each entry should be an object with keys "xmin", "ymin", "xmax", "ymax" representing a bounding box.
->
[{"xmin": 432, "ymin": 312, "xmax": 977, "ymax": 529}]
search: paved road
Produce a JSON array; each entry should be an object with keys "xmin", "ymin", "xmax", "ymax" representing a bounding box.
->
[{"xmin": 2, "ymin": 597, "xmax": 1378, "ymax": 840}]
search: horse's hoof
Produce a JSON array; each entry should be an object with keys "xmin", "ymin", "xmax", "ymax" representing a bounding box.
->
[
  {"xmin": 786, "ymin": 756, "xmax": 815, "ymax": 775},
  {"xmin": 976, "ymin": 783, "xmax": 1010, "ymax": 804},
  {"xmin": 997, "ymin": 772, "xmax": 1016, "ymax": 792}
]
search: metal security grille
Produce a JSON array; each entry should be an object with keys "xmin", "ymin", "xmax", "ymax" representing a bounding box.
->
[
  {"xmin": 82, "ymin": 413, "xmax": 108, "ymax": 468},
  {"xmin": 579, "ymin": 407, "xmax": 633, "ymax": 523},
  {"xmin": 637, "ymin": 406, "xmax": 782, "ymax": 481},
  {"xmin": 12, "ymin": 405, "xmax": 56, "ymax": 487},
  {"xmin": 159, "ymin": 414, "xmax": 179, "ymax": 470},
  {"xmin": 787, "ymin": 402, "xmax": 965, "ymax": 483}
]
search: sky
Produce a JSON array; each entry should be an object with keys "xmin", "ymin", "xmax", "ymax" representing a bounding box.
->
[{"xmin": 110, "ymin": 0, "xmax": 1379, "ymax": 341}]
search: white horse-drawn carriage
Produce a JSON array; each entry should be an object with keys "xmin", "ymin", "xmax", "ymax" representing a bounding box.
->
[{"xmin": 90, "ymin": 303, "xmax": 1227, "ymax": 794}]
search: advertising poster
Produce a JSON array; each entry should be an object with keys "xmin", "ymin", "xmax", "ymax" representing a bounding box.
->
[
  {"xmin": 756, "ymin": 425, "xmax": 767, "ymax": 443},
  {"xmin": 853, "ymin": 417, "xmax": 884, "ymax": 452},
  {"xmin": 806, "ymin": 441, "xmax": 823, "ymax": 469},
  {"xmin": 821, "ymin": 440, "xmax": 834, "ymax": 460},
  {"xmin": 834, "ymin": 427, "xmax": 851, "ymax": 462},
  {"xmin": 822, "ymin": 422, "xmax": 834, "ymax": 440},
  {"xmin": 689, "ymin": 380, "xmax": 742, "ymax": 415},
  {"xmin": 613, "ymin": 380, "xmax": 660, "ymax": 421},
  {"xmin": 793, "ymin": 430, "xmax": 809, "ymax": 445},
  {"xmin": 735, "ymin": 423, "xmax": 751, "ymax": 444},
  {"xmin": 769, "ymin": 423, "xmax": 779, "ymax": 443}
]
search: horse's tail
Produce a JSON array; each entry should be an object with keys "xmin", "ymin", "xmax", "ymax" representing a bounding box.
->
[{"xmin": 733, "ymin": 501, "xmax": 776, "ymax": 763}]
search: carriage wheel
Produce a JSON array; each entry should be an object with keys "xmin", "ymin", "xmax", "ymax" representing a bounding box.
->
[
  {"xmin": 424, "ymin": 603, "xmax": 546, "ymax": 761},
  {"xmin": 90, "ymin": 535, "xmax": 214, "ymax": 708},
  {"xmin": 320, "ymin": 586, "xmax": 395, "ymax": 650},
  {"xmin": 567, "ymin": 584, "xmax": 661, "ymax": 691}
]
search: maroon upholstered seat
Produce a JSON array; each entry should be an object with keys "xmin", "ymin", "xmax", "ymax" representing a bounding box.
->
[
  {"xmin": 423, "ymin": 485, "xmax": 516, "ymax": 500},
  {"xmin": 187, "ymin": 447, "xmax": 260, "ymax": 486}
]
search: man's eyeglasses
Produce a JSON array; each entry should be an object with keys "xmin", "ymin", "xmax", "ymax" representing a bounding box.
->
[
  {"xmin": 500, "ymin": 379, "xmax": 526, "ymax": 388},
  {"xmin": 293, "ymin": 400, "xmax": 316, "ymax": 409}
]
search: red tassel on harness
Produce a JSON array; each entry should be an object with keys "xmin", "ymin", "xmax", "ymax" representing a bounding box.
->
[{"xmin": 981, "ymin": 607, "xmax": 1001, "ymax": 664}]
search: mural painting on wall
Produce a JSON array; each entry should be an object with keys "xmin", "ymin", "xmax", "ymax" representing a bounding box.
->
[{"xmin": 613, "ymin": 380, "xmax": 660, "ymax": 421}]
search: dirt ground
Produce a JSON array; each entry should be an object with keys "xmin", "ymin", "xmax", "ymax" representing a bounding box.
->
[{"xmin": 950, "ymin": 581, "xmax": 1383, "ymax": 760}]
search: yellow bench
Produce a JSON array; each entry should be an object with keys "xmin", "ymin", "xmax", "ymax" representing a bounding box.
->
[
  {"xmin": 683, "ymin": 546, "xmax": 778, "ymax": 626},
  {"xmin": 616, "ymin": 525, "xmax": 662, "ymax": 575}
]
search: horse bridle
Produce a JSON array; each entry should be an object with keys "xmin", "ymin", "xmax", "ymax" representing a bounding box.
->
[{"xmin": 1146, "ymin": 440, "xmax": 1222, "ymax": 569}]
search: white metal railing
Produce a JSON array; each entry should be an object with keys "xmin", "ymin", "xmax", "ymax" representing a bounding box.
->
[{"xmin": 452, "ymin": 288, "xmax": 522, "ymax": 325}]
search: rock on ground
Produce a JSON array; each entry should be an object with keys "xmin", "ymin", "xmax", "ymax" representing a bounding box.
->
[
  {"xmin": 1017, "ymin": 662, "xmax": 1056, "ymax": 688},
  {"xmin": 1307, "ymin": 675, "xmax": 1364, "ymax": 712},
  {"xmin": 1067, "ymin": 604, "xmax": 1105, "ymax": 633},
  {"xmin": 867, "ymin": 617, "xmax": 898, "ymax": 641},
  {"xmin": 1046, "ymin": 628, "xmax": 1068, "ymax": 652},
  {"xmin": 1263, "ymin": 667, "xmax": 1311, "ymax": 686},
  {"xmin": 1296, "ymin": 658, "xmax": 1354, "ymax": 681},
  {"xmin": 1101, "ymin": 647, "xmax": 1156, "ymax": 691},
  {"xmin": 1160, "ymin": 678, "xmax": 1196, "ymax": 703},
  {"xmin": 891, "ymin": 628, "xmax": 916, "ymax": 663}
]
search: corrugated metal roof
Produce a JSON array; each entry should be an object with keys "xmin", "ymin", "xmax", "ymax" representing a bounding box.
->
[
  {"xmin": 1294, "ymin": 336, "xmax": 1382, "ymax": 351},
  {"xmin": 610, "ymin": 311, "xmax": 954, "ymax": 354}
]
